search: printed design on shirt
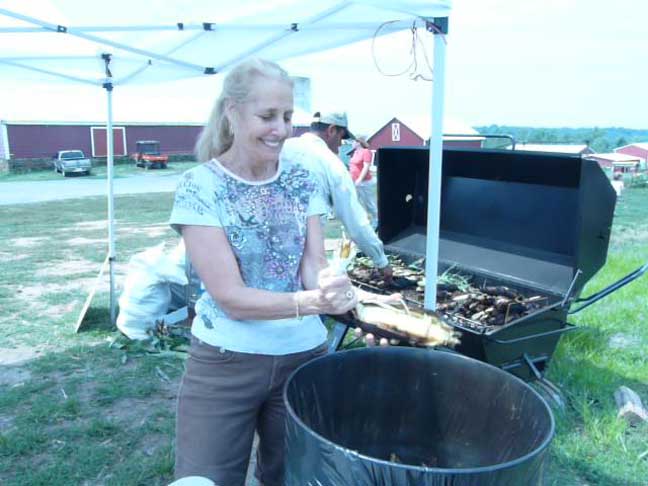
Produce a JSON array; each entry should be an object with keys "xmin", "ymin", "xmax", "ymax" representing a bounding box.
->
[
  {"xmin": 173, "ymin": 170, "xmax": 215, "ymax": 216},
  {"xmin": 207, "ymin": 162, "xmax": 319, "ymax": 292}
]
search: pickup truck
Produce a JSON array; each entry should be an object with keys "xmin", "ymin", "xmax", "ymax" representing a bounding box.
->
[{"xmin": 54, "ymin": 150, "xmax": 92, "ymax": 176}]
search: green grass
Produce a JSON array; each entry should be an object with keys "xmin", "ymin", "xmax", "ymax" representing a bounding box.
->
[
  {"xmin": 0, "ymin": 191, "xmax": 186, "ymax": 484},
  {"xmin": 543, "ymin": 188, "xmax": 648, "ymax": 485},
  {"xmin": 1, "ymin": 188, "xmax": 647, "ymax": 484},
  {"xmin": 0, "ymin": 345, "xmax": 181, "ymax": 485}
]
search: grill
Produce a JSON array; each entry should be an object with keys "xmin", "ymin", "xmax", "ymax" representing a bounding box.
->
[{"xmin": 337, "ymin": 147, "xmax": 646, "ymax": 382}]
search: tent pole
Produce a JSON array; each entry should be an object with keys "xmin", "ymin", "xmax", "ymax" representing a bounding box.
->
[
  {"xmin": 424, "ymin": 18, "xmax": 448, "ymax": 311},
  {"xmin": 104, "ymin": 81, "xmax": 116, "ymax": 326}
]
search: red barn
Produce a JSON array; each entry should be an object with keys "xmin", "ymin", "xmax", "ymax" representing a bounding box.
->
[
  {"xmin": 366, "ymin": 117, "xmax": 484, "ymax": 150},
  {"xmin": 0, "ymin": 114, "xmax": 315, "ymax": 162},
  {"xmin": 615, "ymin": 142, "xmax": 648, "ymax": 163},
  {"xmin": 585, "ymin": 153, "xmax": 642, "ymax": 173},
  {"xmin": 0, "ymin": 120, "xmax": 203, "ymax": 160}
]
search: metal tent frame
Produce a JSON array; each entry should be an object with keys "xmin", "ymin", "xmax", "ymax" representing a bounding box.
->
[{"xmin": 0, "ymin": 0, "xmax": 451, "ymax": 324}]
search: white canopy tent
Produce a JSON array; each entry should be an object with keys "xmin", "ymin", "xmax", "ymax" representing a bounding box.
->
[{"xmin": 0, "ymin": 0, "xmax": 451, "ymax": 324}]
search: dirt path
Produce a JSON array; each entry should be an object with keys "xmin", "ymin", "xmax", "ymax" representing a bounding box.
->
[
  {"xmin": 0, "ymin": 346, "xmax": 46, "ymax": 386},
  {"xmin": 0, "ymin": 173, "xmax": 181, "ymax": 205}
]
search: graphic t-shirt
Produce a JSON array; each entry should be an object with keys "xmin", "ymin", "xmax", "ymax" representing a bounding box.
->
[{"xmin": 169, "ymin": 158, "xmax": 328, "ymax": 355}]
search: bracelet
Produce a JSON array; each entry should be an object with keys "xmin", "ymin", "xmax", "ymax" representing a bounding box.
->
[{"xmin": 294, "ymin": 292, "xmax": 303, "ymax": 320}]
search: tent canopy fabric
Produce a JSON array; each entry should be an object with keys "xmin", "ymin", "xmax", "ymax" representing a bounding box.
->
[
  {"xmin": 0, "ymin": 0, "xmax": 450, "ymax": 86},
  {"xmin": 0, "ymin": 0, "xmax": 451, "ymax": 318}
]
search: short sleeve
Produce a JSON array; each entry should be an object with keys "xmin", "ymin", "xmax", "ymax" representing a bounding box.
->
[
  {"xmin": 307, "ymin": 181, "xmax": 328, "ymax": 217},
  {"xmin": 169, "ymin": 168, "xmax": 222, "ymax": 234}
]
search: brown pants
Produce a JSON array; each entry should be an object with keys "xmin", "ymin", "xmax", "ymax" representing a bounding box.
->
[{"xmin": 175, "ymin": 337, "xmax": 327, "ymax": 486}]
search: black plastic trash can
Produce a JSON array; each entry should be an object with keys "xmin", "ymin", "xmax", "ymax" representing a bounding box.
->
[{"xmin": 284, "ymin": 347, "xmax": 554, "ymax": 486}]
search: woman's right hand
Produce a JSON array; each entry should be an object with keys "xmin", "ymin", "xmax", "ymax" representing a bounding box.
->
[{"xmin": 317, "ymin": 268, "xmax": 358, "ymax": 315}]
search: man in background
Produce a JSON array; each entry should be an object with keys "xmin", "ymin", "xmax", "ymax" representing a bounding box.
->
[
  {"xmin": 281, "ymin": 111, "xmax": 393, "ymax": 283},
  {"xmin": 611, "ymin": 172, "xmax": 625, "ymax": 197}
]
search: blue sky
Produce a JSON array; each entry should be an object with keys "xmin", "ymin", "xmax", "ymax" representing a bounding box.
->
[{"xmin": 1, "ymin": 0, "xmax": 647, "ymax": 134}]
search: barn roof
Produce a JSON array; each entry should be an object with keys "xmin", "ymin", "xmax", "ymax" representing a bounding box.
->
[
  {"xmin": 368, "ymin": 115, "xmax": 483, "ymax": 142},
  {"xmin": 1, "ymin": 119, "xmax": 203, "ymax": 126},
  {"xmin": 615, "ymin": 142, "xmax": 648, "ymax": 152},
  {"xmin": 507, "ymin": 143, "xmax": 592, "ymax": 154},
  {"xmin": 586, "ymin": 152, "xmax": 642, "ymax": 163}
]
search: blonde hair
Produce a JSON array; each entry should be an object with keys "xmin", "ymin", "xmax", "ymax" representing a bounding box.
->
[{"xmin": 195, "ymin": 58, "xmax": 293, "ymax": 162}]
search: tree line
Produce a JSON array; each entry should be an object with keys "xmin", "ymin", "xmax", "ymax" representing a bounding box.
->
[{"xmin": 475, "ymin": 125, "xmax": 648, "ymax": 153}]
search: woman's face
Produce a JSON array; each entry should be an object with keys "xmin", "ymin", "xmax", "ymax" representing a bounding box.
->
[{"xmin": 229, "ymin": 76, "xmax": 293, "ymax": 163}]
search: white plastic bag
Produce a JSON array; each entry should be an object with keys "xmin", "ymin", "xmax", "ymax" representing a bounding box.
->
[{"xmin": 116, "ymin": 241, "xmax": 188, "ymax": 340}]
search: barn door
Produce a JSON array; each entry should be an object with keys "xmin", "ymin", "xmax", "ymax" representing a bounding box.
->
[{"xmin": 91, "ymin": 126, "xmax": 126, "ymax": 157}]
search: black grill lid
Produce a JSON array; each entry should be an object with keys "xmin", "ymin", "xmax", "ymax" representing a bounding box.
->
[{"xmin": 377, "ymin": 147, "xmax": 616, "ymax": 297}]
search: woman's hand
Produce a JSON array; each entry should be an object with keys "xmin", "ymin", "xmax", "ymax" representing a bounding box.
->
[
  {"xmin": 379, "ymin": 264, "xmax": 394, "ymax": 286},
  {"xmin": 317, "ymin": 268, "xmax": 358, "ymax": 315}
]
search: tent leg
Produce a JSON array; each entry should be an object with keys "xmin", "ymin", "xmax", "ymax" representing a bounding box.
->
[
  {"xmin": 105, "ymin": 82, "xmax": 116, "ymax": 326},
  {"xmin": 424, "ymin": 18, "xmax": 448, "ymax": 312}
]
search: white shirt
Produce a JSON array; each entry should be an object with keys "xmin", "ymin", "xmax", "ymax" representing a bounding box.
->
[
  {"xmin": 281, "ymin": 132, "xmax": 389, "ymax": 268},
  {"xmin": 611, "ymin": 179, "xmax": 624, "ymax": 197}
]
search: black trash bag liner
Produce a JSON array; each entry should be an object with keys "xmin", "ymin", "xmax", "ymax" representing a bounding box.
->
[
  {"xmin": 284, "ymin": 347, "xmax": 554, "ymax": 486},
  {"xmin": 389, "ymin": 276, "xmax": 419, "ymax": 290}
]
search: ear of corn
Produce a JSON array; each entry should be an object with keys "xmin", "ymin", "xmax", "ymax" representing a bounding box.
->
[
  {"xmin": 336, "ymin": 236, "xmax": 460, "ymax": 347},
  {"xmin": 332, "ymin": 237, "xmax": 356, "ymax": 275},
  {"xmin": 340, "ymin": 239, "xmax": 352, "ymax": 259},
  {"xmin": 353, "ymin": 301, "xmax": 461, "ymax": 347}
]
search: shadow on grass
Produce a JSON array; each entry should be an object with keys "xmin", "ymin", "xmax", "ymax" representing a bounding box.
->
[
  {"xmin": 77, "ymin": 305, "xmax": 117, "ymax": 334},
  {"xmin": 545, "ymin": 456, "xmax": 645, "ymax": 486}
]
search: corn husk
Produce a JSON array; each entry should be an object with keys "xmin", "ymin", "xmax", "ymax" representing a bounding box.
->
[
  {"xmin": 332, "ymin": 236, "xmax": 357, "ymax": 275},
  {"xmin": 339, "ymin": 239, "xmax": 352, "ymax": 259}
]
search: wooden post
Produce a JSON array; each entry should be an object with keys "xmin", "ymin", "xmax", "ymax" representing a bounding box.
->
[{"xmin": 614, "ymin": 386, "xmax": 648, "ymax": 426}]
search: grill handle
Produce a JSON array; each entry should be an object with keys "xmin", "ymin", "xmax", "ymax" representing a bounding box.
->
[
  {"xmin": 485, "ymin": 321, "xmax": 577, "ymax": 345},
  {"xmin": 568, "ymin": 262, "xmax": 648, "ymax": 315}
]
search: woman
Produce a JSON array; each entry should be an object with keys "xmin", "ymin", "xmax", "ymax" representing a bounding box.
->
[
  {"xmin": 349, "ymin": 135, "xmax": 378, "ymax": 229},
  {"xmin": 169, "ymin": 59, "xmax": 392, "ymax": 486}
]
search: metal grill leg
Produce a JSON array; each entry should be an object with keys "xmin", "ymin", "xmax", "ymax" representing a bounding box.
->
[
  {"xmin": 534, "ymin": 377, "xmax": 566, "ymax": 411},
  {"xmin": 522, "ymin": 353, "xmax": 566, "ymax": 410},
  {"xmin": 328, "ymin": 322, "xmax": 350, "ymax": 353}
]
